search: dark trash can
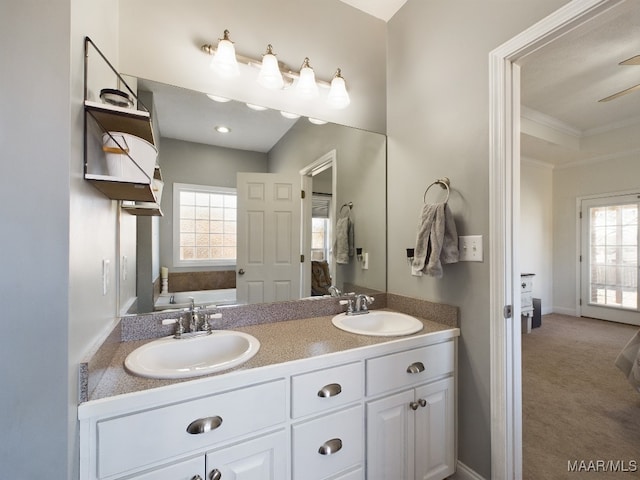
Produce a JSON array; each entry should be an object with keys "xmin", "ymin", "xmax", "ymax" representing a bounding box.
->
[{"xmin": 532, "ymin": 298, "xmax": 541, "ymax": 329}]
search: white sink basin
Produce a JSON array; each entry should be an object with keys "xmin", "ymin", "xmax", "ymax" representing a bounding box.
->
[
  {"xmin": 125, "ymin": 330, "xmax": 260, "ymax": 379},
  {"xmin": 332, "ymin": 310, "xmax": 424, "ymax": 337}
]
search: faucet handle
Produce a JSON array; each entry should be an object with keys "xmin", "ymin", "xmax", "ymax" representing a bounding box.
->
[{"xmin": 339, "ymin": 299, "xmax": 354, "ymax": 313}]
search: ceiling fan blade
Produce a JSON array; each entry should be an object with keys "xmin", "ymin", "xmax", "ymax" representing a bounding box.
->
[
  {"xmin": 620, "ymin": 55, "xmax": 640, "ymax": 66},
  {"xmin": 598, "ymin": 83, "xmax": 640, "ymax": 102}
]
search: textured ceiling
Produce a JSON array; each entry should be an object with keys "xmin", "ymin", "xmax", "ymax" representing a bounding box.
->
[{"xmin": 520, "ymin": 0, "xmax": 640, "ymax": 165}]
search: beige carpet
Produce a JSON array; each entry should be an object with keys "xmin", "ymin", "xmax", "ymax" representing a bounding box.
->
[{"xmin": 522, "ymin": 314, "xmax": 640, "ymax": 479}]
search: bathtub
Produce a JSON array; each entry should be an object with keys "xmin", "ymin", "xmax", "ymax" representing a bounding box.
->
[{"xmin": 154, "ymin": 288, "xmax": 238, "ymax": 310}]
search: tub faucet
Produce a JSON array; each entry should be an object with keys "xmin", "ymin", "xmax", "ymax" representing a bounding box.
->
[{"xmin": 328, "ymin": 285, "xmax": 342, "ymax": 297}]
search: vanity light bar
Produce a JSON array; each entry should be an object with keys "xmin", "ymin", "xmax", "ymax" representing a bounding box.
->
[{"xmin": 201, "ymin": 29, "xmax": 350, "ymax": 108}]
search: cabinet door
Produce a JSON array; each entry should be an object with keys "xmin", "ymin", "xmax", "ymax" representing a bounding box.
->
[
  {"xmin": 205, "ymin": 430, "xmax": 287, "ymax": 480},
  {"xmin": 128, "ymin": 456, "xmax": 204, "ymax": 480},
  {"xmin": 414, "ymin": 377, "xmax": 455, "ymax": 480},
  {"xmin": 366, "ymin": 389, "xmax": 415, "ymax": 480}
]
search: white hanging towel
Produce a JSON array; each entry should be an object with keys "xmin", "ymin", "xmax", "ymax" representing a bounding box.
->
[
  {"xmin": 412, "ymin": 202, "xmax": 459, "ymax": 277},
  {"xmin": 335, "ymin": 216, "xmax": 354, "ymax": 264}
]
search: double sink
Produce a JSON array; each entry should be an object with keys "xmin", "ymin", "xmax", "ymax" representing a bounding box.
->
[{"xmin": 125, "ymin": 310, "xmax": 424, "ymax": 380}]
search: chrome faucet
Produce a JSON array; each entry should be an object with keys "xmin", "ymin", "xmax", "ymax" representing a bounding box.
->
[
  {"xmin": 340, "ymin": 293, "xmax": 375, "ymax": 315},
  {"xmin": 354, "ymin": 294, "xmax": 374, "ymax": 314}
]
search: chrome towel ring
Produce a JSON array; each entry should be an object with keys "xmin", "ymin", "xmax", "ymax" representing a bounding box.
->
[
  {"xmin": 340, "ymin": 202, "xmax": 353, "ymax": 216},
  {"xmin": 423, "ymin": 177, "xmax": 450, "ymax": 203}
]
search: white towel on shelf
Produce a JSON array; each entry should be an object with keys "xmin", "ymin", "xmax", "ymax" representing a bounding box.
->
[
  {"xmin": 411, "ymin": 202, "xmax": 459, "ymax": 278},
  {"xmin": 335, "ymin": 216, "xmax": 354, "ymax": 264}
]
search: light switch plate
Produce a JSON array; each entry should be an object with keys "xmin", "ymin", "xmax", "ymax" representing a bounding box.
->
[{"xmin": 459, "ymin": 235, "xmax": 483, "ymax": 262}]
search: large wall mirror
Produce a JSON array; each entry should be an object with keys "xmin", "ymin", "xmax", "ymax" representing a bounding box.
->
[{"xmin": 130, "ymin": 78, "xmax": 386, "ymax": 314}]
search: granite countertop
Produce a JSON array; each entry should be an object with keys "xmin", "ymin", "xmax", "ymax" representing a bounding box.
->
[{"xmin": 88, "ymin": 311, "xmax": 458, "ymax": 402}]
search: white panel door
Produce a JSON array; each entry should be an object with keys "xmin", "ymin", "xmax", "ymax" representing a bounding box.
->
[
  {"xmin": 581, "ymin": 194, "xmax": 640, "ymax": 325},
  {"xmin": 414, "ymin": 378, "xmax": 455, "ymax": 480},
  {"xmin": 366, "ymin": 389, "xmax": 415, "ymax": 480},
  {"xmin": 237, "ymin": 172, "xmax": 301, "ymax": 304}
]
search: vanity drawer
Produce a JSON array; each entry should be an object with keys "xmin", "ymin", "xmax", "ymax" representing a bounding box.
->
[
  {"xmin": 291, "ymin": 362, "xmax": 363, "ymax": 418},
  {"xmin": 96, "ymin": 379, "xmax": 285, "ymax": 479},
  {"xmin": 292, "ymin": 405, "xmax": 363, "ymax": 480},
  {"xmin": 366, "ymin": 341, "xmax": 454, "ymax": 396}
]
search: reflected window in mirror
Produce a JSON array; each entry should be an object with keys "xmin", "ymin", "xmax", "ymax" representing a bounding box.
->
[{"xmin": 173, "ymin": 183, "xmax": 237, "ymax": 267}]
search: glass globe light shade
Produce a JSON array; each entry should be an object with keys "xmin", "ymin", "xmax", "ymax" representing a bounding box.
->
[
  {"xmin": 257, "ymin": 47, "xmax": 284, "ymax": 90},
  {"xmin": 210, "ymin": 31, "xmax": 240, "ymax": 78},
  {"xmin": 327, "ymin": 70, "xmax": 351, "ymax": 109},
  {"xmin": 296, "ymin": 58, "xmax": 319, "ymax": 99}
]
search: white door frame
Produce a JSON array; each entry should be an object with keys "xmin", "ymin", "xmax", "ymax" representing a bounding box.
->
[
  {"xmin": 300, "ymin": 150, "xmax": 337, "ymax": 297},
  {"xmin": 489, "ymin": 0, "xmax": 625, "ymax": 478}
]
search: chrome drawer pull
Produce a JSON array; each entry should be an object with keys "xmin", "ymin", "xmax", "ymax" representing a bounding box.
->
[
  {"xmin": 209, "ymin": 469, "xmax": 222, "ymax": 480},
  {"xmin": 318, "ymin": 438, "xmax": 343, "ymax": 455},
  {"xmin": 317, "ymin": 383, "xmax": 342, "ymax": 398},
  {"xmin": 186, "ymin": 415, "xmax": 223, "ymax": 434},
  {"xmin": 406, "ymin": 361, "xmax": 425, "ymax": 374}
]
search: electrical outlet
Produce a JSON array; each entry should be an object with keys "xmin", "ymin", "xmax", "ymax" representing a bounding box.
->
[
  {"xmin": 362, "ymin": 252, "xmax": 369, "ymax": 270},
  {"xmin": 459, "ymin": 235, "xmax": 483, "ymax": 262}
]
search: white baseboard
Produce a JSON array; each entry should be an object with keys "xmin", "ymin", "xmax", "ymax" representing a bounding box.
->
[
  {"xmin": 552, "ymin": 306, "xmax": 577, "ymax": 316},
  {"xmin": 448, "ymin": 461, "xmax": 486, "ymax": 480}
]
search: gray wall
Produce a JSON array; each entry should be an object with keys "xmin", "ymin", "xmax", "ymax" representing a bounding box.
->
[
  {"xmin": 118, "ymin": 0, "xmax": 387, "ymax": 133},
  {"xmin": 386, "ymin": 1, "xmax": 568, "ymax": 477},
  {"xmin": 1, "ymin": 0, "xmax": 123, "ymax": 478},
  {"xmin": 521, "ymin": 159, "xmax": 554, "ymax": 313},
  {"xmin": 158, "ymin": 137, "xmax": 268, "ymax": 272},
  {"xmin": 553, "ymin": 153, "xmax": 640, "ymax": 315}
]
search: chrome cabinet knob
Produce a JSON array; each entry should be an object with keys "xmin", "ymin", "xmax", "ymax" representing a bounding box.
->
[
  {"xmin": 317, "ymin": 383, "xmax": 342, "ymax": 398},
  {"xmin": 186, "ymin": 416, "xmax": 223, "ymax": 434},
  {"xmin": 418, "ymin": 398, "xmax": 427, "ymax": 407},
  {"xmin": 410, "ymin": 401, "xmax": 419, "ymax": 410},
  {"xmin": 406, "ymin": 361, "xmax": 425, "ymax": 374},
  {"xmin": 209, "ymin": 469, "xmax": 222, "ymax": 480},
  {"xmin": 191, "ymin": 476, "xmax": 203, "ymax": 480},
  {"xmin": 318, "ymin": 438, "xmax": 343, "ymax": 455},
  {"xmin": 238, "ymin": 268, "xmax": 245, "ymax": 275}
]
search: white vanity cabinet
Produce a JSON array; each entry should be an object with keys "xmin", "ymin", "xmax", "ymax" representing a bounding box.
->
[
  {"xmin": 205, "ymin": 430, "xmax": 287, "ymax": 480},
  {"xmin": 79, "ymin": 328, "xmax": 458, "ymax": 480},
  {"xmin": 365, "ymin": 341, "xmax": 456, "ymax": 480}
]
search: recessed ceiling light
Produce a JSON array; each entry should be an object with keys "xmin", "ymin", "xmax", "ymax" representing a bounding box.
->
[
  {"xmin": 246, "ymin": 103, "xmax": 268, "ymax": 111},
  {"xmin": 280, "ymin": 111, "xmax": 301, "ymax": 119},
  {"xmin": 206, "ymin": 94, "xmax": 232, "ymax": 103},
  {"xmin": 308, "ymin": 118, "xmax": 328, "ymax": 125},
  {"xmin": 215, "ymin": 125, "xmax": 231, "ymax": 134}
]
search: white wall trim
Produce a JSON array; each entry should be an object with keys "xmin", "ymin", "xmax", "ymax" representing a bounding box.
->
[
  {"xmin": 553, "ymin": 306, "xmax": 578, "ymax": 316},
  {"xmin": 489, "ymin": 0, "xmax": 626, "ymax": 478},
  {"xmin": 450, "ymin": 461, "xmax": 487, "ymax": 480},
  {"xmin": 555, "ymin": 146, "xmax": 640, "ymax": 170},
  {"xmin": 521, "ymin": 106, "xmax": 582, "ymax": 138}
]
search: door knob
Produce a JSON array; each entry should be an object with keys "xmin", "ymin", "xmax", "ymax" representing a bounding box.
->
[{"xmin": 238, "ymin": 268, "xmax": 245, "ymax": 275}]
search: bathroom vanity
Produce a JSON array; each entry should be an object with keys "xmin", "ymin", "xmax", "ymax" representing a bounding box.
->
[{"xmin": 78, "ymin": 311, "xmax": 458, "ymax": 480}]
